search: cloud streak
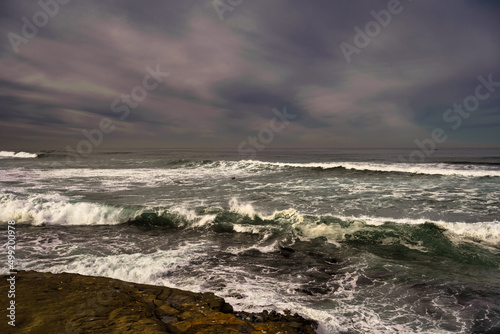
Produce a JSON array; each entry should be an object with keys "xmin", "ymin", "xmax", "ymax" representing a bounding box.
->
[{"xmin": 1, "ymin": 0, "xmax": 499, "ymax": 149}]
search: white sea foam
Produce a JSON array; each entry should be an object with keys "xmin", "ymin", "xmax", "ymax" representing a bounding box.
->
[
  {"xmin": 225, "ymin": 240, "xmax": 279, "ymax": 255},
  {"xmin": 0, "ymin": 150, "xmax": 38, "ymax": 159},
  {"xmin": 20, "ymin": 241, "xmax": 210, "ymax": 288}
]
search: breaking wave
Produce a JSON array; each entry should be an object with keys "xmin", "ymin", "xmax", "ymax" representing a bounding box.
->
[
  {"xmin": 2, "ymin": 194, "xmax": 499, "ymax": 251},
  {"xmin": 121, "ymin": 159, "xmax": 500, "ymax": 178},
  {"xmin": 235, "ymin": 160, "xmax": 500, "ymax": 178},
  {"xmin": 0, "ymin": 193, "xmax": 135, "ymax": 226}
]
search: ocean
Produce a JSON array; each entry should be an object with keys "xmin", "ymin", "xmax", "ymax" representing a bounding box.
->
[{"xmin": 1, "ymin": 148, "xmax": 499, "ymax": 333}]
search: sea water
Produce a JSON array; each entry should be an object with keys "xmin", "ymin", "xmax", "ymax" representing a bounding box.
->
[{"xmin": 1, "ymin": 148, "xmax": 499, "ymax": 333}]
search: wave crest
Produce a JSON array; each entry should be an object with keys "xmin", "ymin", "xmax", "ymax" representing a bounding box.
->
[
  {"xmin": 0, "ymin": 151, "xmax": 38, "ymax": 159},
  {"xmin": 0, "ymin": 193, "xmax": 134, "ymax": 225},
  {"xmin": 2, "ymin": 195, "xmax": 499, "ymax": 249},
  {"xmin": 238, "ymin": 160, "xmax": 500, "ymax": 177}
]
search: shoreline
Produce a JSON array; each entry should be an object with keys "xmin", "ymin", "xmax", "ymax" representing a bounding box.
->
[{"xmin": 0, "ymin": 271, "xmax": 317, "ymax": 333}]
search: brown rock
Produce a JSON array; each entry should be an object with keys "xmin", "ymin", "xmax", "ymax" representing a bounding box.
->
[{"xmin": 0, "ymin": 271, "xmax": 317, "ymax": 334}]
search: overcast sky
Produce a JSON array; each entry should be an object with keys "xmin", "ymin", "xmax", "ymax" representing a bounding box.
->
[{"xmin": 1, "ymin": 0, "xmax": 499, "ymax": 150}]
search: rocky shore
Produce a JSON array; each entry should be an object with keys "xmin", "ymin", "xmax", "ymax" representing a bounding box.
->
[{"xmin": 0, "ymin": 271, "xmax": 317, "ymax": 333}]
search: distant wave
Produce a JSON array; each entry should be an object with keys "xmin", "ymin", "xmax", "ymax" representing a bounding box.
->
[
  {"xmin": 2, "ymin": 194, "xmax": 499, "ymax": 249},
  {"xmin": 0, "ymin": 151, "xmax": 38, "ymax": 159},
  {"xmin": 236, "ymin": 160, "xmax": 500, "ymax": 178},
  {"xmin": 160, "ymin": 159, "xmax": 500, "ymax": 177},
  {"xmin": 447, "ymin": 161, "xmax": 500, "ymax": 166}
]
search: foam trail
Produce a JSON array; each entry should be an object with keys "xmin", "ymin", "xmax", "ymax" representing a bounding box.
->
[
  {"xmin": 22, "ymin": 243, "xmax": 210, "ymax": 285},
  {"xmin": 0, "ymin": 150, "xmax": 38, "ymax": 159}
]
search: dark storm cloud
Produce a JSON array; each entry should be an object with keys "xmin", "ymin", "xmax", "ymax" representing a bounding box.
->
[
  {"xmin": 0, "ymin": 0, "xmax": 499, "ymax": 149},
  {"xmin": 214, "ymin": 79, "xmax": 326, "ymax": 129}
]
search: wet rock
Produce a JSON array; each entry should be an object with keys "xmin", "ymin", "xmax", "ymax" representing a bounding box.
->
[
  {"xmin": 356, "ymin": 275, "xmax": 374, "ymax": 286},
  {"xmin": 280, "ymin": 246, "xmax": 296, "ymax": 258},
  {"xmin": 161, "ymin": 315, "xmax": 177, "ymax": 323},
  {"xmin": 296, "ymin": 286, "xmax": 331, "ymax": 296},
  {"xmin": 280, "ymin": 246, "xmax": 295, "ymax": 253}
]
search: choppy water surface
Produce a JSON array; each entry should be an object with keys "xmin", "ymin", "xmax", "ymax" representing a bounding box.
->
[{"xmin": 1, "ymin": 148, "xmax": 500, "ymax": 333}]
